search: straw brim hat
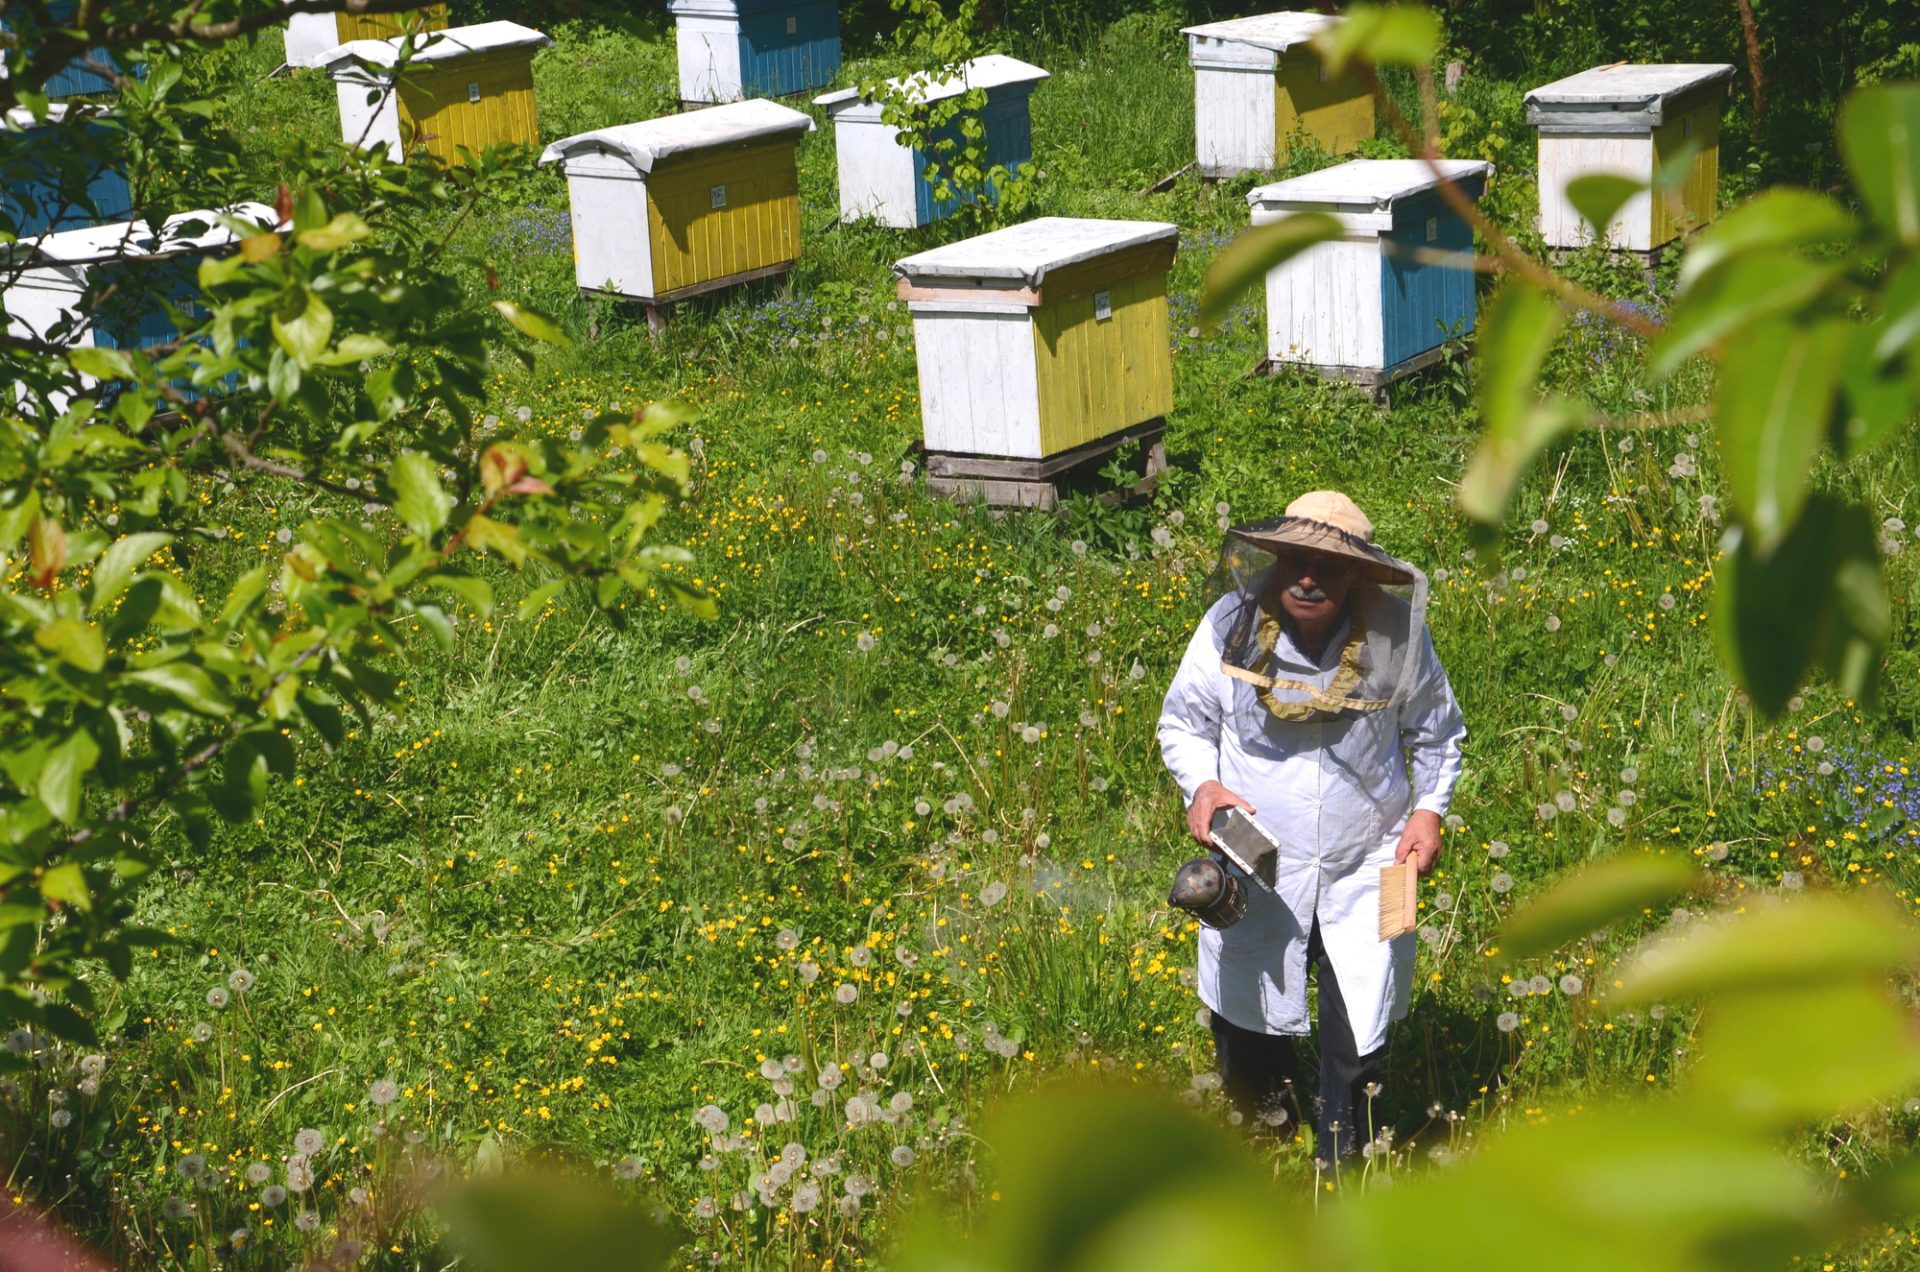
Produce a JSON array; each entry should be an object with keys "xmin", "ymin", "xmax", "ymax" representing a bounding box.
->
[{"xmin": 1227, "ymin": 490, "xmax": 1416, "ymax": 587}]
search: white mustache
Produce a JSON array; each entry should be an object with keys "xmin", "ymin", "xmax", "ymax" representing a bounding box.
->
[{"xmin": 1287, "ymin": 583, "xmax": 1328, "ymax": 602}]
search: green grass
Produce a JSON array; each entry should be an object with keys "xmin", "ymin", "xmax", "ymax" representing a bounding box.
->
[{"xmin": 16, "ymin": 11, "xmax": 1920, "ymax": 1272}]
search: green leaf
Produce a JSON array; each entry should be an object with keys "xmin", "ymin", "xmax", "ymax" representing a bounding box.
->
[
  {"xmin": 1839, "ymin": 84, "xmax": 1920, "ymax": 245},
  {"xmin": 1564, "ymin": 173, "xmax": 1645, "ymax": 242},
  {"xmin": 1313, "ymin": 4, "xmax": 1442, "ymax": 74},
  {"xmin": 294, "ymin": 211, "xmax": 371, "ymax": 252},
  {"xmin": 1616, "ymin": 890, "xmax": 1920, "ymax": 1006},
  {"xmin": 425, "ymin": 572, "xmax": 495, "ymax": 616},
  {"xmin": 36, "ymin": 730, "xmax": 100, "ymax": 825},
  {"xmin": 1690, "ymin": 981, "xmax": 1920, "ymax": 1128},
  {"xmin": 67, "ymin": 345, "xmax": 135, "ymax": 381},
  {"xmin": 516, "ymin": 579, "xmax": 567, "ymax": 622},
  {"xmin": 1713, "ymin": 318, "xmax": 1847, "ymax": 553},
  {"xmin": 34, "ymin": 616, "xmax": 105, "ymax": 673},
  {"xmin": 90, "ymin": 531, "xmax": 174, "ymax": 612},
  {"xmin": 125, "ymin": 663, "xmax": 234, "ymax": 716},
  {"xmin": 493, "ymin": 300, "xmax": 573, "ymax": 347},
  {"xmin": 444, "ymin": 1170, "xmax": 682, "ymax": 1272},
  {"xmin": 39, "ymin": 862, "xmax": 90, "ymax": 912},
  {"xmin": 1839, "ymin": 322, "xmax": 1917, "ymax": 457},
  {"xmin": 1458, "ymin": 283, "xmax": 1584, "ymax": 524},
  {"xmin": 219, "ymin": 565, "xmax": 270, "ymax": 624},
  {"xmin": 1653, "ymin": 253, "xmax": 1839, "ymax": 377},
  {"xmin": 271, "ymin": 287, "xmax": 335, "ymax": 370},
  {"xmin": 392, "ymin": 452, "xmax": 453, "ymax": 538},
  {"xmin": 1198, "ymin": 213, "xmax": 1342, "ymax": 330},
  {"xmin": 1711, "ymin": 496, "xmax": 1866, "ymax": 716},
  {"xmin": 314, "ymin": 332, "xmax": 393, "ymax": 366},
  {"xmin": 1676, "ymin": 190, "xmax": 1859, "ymax": 292},
  {"xmin": 465, "ymin": 515, "xmax": 528, "ymax": 564},
  {"xmin": 1820, "ymin": 506, "xmax": 1890, "ymax": 704},
  {"xmin": 1496, "ymin": 856, "xmax": 1699, "ymax": 966}
]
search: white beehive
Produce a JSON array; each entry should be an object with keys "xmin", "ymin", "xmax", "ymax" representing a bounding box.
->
[
  {"xmin": 1247, "ymin": 159, "xmax": 1490, "ymax": 384},
  {"xmin": 894, "ymin": 217, "xmax": 1178, "ymax": 462},
  {"xmin": 1183, "ymin": 11, "xmax": 1373, "ymax": 178},
  {"xmin": 814, "ymin": 54, "xmax": 1048, "ymax": 228},
  {"xmin": 1526, "ymin": 63, "xmax": 1735, "ymax": 252},
  {"xmin": 320, "ymin": 21, "xmax": 550, "ymax": 164}
]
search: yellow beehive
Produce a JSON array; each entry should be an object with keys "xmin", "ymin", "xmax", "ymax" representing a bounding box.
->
[
  {"xmin": 321, "ymin": 21, "xmax": 550, "ymax": 165},
  {"xmin": 1183, "ymin": 12, "xmax": 1374, "ymax": 178},
  {"xmin": 284, "ymin": 5, "xmax": 447, "ymax": 68},
  {"xmin": 541, "ymin": 101, "xmax": 815, "ymax": 307}
]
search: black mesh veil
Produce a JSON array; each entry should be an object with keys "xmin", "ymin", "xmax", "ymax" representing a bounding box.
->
[{"xmin": 1204, "ymin": 518, "xmax": 1431, "ymax": 723}]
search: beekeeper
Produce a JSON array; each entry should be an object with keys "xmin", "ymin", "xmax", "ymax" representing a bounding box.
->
[{"xmin": 1157, "ymin": 490, "xmax": 1465, "ymax": 1161}]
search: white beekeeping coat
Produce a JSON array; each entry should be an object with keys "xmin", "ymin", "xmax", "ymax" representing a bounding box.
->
[{"xmin": 1157, "ymin": 589, "xmax": 1465, "ymax": 1054}]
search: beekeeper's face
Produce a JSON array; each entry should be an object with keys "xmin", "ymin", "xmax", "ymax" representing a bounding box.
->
[{"xmin": 1274, "ymin": 549, "xmax": 1354, "ymax": 630}]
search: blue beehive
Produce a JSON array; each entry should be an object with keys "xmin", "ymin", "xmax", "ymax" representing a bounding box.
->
[
  {"xmin": 3, "ymin": 205, "xmax": 277, "ymax": 405},
  {"xmin": 817, "ymin": 56, "xmax": 1049, "ymax": 229},
  {"xmin": 1, "ymin": 106, "xmax": 132, "ymax": 237},
  {"xmin": 0, "ymin": 0, "xmax": 123, "ymax": 97},
  {"xmin": 1246, "ymin": 158, "xmax": 1491, "ymax": 387},
  {"xmin": 669, "ymin": 0, "xmax": 840, "ymax": 104}
]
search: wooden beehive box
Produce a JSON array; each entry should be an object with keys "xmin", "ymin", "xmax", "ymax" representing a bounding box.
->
[
  {"xmin": 815, "ymin": 55, "xmax": 1048, "ymax": 229},
  {"xmin": 669, "ymin": 0, "xmax": 841, "ymax": 105},
  {"xmin": 1248, "ymin": 159, "xmax": 1490, "ymax": 387},
  {"xmin": 321, "ymin": 21, "xmax": 550, "ymax": 164},
  {"xmin": 284, "ymin": 4, "xmax": 448, "ymax": 70},
  {"xmin": 0, "ymin": 0, "xmax": 118, "ymax": 97},
  {"xmin": 1183, "ymin": 11, "xmax": 1373, "ymax": 179},
  {"xmin": 894, "ymin": 217, "xmax": 1178, "ymax": 465},
  {"xmin": 3, "ymin": 203, "xmax": 278, "ymax": 407},
  {"xmin": 3, "ymin": 105, "xmax": 133, "ymax": 236},
  {"xmin": 1526, "ymin": 63, "xmax": 1735, "ymax": 254},
  {"xmin": 541, "ymin": 100, "xmax": 814, "ymax": 308}
]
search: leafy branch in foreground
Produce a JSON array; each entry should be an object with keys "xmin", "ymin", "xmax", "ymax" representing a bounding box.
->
[{"xmin": 0, "ymin": 17, "xmax": 705, "ymax": 1051}]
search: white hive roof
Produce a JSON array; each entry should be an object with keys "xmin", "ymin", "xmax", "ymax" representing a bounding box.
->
[
  {"xmin": 4, "ymin": 203, "xmax": 280, "ymax": 267},
  {"xmin": 1248, "ymin": 159, "xmax": 1493, "ymax": 210},
  {"xmin": 1526, "ymin": 63, "xmax": 1736, "ymax": 128},
  {"xmin": 539, "ymin": 100, "xmax": 815, "ymax": 176},
  {"xmin": 1182, "ymin": 11, "xmax": 1339, "ymax": 53},
  {"xmin": 815, "ymin": 54, "xmax": 1049, "ymax": 114},
  {"xmin": 893, "ymin": 217, "xmax": 1178, "ymax": 288},
  {"xmin": 318, "ymin": 20, "xmax": 550, "ymax": 74}
]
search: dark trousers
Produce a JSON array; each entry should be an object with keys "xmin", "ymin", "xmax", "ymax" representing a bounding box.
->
[{"xmin": 1207, "ymin": 919, "xmax": 1386, "ymax": 1162}]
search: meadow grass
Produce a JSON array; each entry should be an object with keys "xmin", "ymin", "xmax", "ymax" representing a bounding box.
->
[{"xmin": 15, "ymin": 10, "xmax": 1920, "ymax": 1270}]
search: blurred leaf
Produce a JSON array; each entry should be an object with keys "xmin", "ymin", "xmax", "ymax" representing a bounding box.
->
[
  {"xmin": 425, "ymin": 572, "xmax": 494, "ymax": 616},
  {"xmin": 1839, "ymin": 84, "xmax": 1920, "ymax": 245},
  {"xmin": 1458, "ymin": 283, "xmax": 1583, "ymax": 524},
  {"xmin": 37, "ymin": 729, "xmax": 100, "ymax": 825},
  {"xmin": 39, "ymin": 862, "xmax": 89, "ymax": 912},
  {"xmin": 1839, "ymin": 321, "xmax": 1918, "ymax": 457},
  {"xmin": 295, "ymin": 211, "xmax": 371, "ymax": 251},
  {"xmin": 443, "ymin": 1169, "xmax": 681, "ymax": 1272},
  {"xmin": 271, "ymin": 287, "xmax": 334, "ymax": 370},
  {"xmin": 465, "ymin": 515, "xmax": 527, "ymax": 565},
  {"xmin": 1496, "ymin": 856, "xmax": 1698, "ymax": 966},
  {"xmin": 1690, "ymin": 981, "xmax": 1920, "ymax": 1127},
  {"xmin": 34, "ymin": 616, "xmax": 105, "ymax": 673},
  {"xmin": 891, "ymin": 1083, "xmax": 1303, "ymax": 1272},
  {"xmin": 493, "ymin": 300, "xmax": 572, "ymax": 347},
  {"xmin": 1714, "ymin": 318, "xmax": 1847, "ymax": 554},
  {"xmin": 1198, "ymin": 213, "xmax": 1342, "ymax": 330},
  {"xmin": 1677, "ymin": 190, "xmax": 1858, "ymax": 292},
  {"xmin": 1712, "ymin": 497, "xmax": 1865, "ymax": 716},
  {"xmin": 392, "ymin": 452, "xmax": 453, "ymax": 538},
  {"xmin": 1615, "ymin": 891, "xmax": 1920, "ymax": 1006},
  {"xmin": 1335, "ymin": 1101, "xmax": 1828, "ymax": 1272},
  {"xmin": 125, "ymin": 663, "xmax": 234, "ymax": 716},
  {"xmin": 1313, "ymin": 4, "xmax": 1442, "ymax": 74},
  {"xmin": 515, "ymin": 579, "xmax": 566, "ymax": 622},
  {"xmin": 1820, "ymin": 506, "xmax": 1890, "ymax": 704},
  {"xmin": 90, "ymin": 531, "xmax": 173, "ymax": 612},
  {"xmin": 1652, "ymin": 138, "xmax": 1701, "ymax": 192},
  {"xmin": 1565, "ymin": 173, "xmax": 1644, "ymax": 242},
  {"xmin": 66, "ymin": 346, "xmax": 135, "ymax": 381},
  {"xmin": 1654, "ymin": 254, "xmax": 1838, "ymax": 377}
]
